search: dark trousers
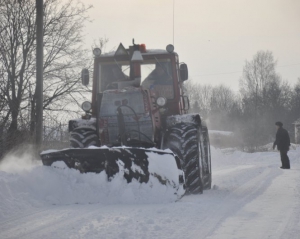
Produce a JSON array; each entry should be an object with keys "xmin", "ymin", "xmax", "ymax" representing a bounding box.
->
[{"xmin": 280, "ymin": 150, "xmax": 290, "ymax": 168}]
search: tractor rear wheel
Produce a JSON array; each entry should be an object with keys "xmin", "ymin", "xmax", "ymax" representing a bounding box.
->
[
  {"xmin": 164, "ymin": 123, "xmax": 204, "ymax": 194},
  {"xmin": 70, "ymin": 126, "xmax": 99, "ymax": 148}
]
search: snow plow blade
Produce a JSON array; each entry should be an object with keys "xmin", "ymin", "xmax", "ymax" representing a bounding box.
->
[{"xmin": 41, "ymin": 147, "xmax": 185, "ymax": 195}]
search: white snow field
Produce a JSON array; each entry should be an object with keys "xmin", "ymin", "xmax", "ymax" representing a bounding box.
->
[{"xmin": 0, "ymin": 146, "xmax": 300, "ymax": 239}]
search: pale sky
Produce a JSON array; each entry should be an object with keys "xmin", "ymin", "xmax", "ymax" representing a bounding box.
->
[{"xmin": 81, "ymin": 0, "xmax": 300, "ymax": 91}]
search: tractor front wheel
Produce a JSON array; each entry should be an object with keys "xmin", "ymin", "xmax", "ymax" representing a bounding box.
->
[
  {"xmin": 70, "ymin": 127, "xmax": 99, "ymax": 148},
  {"xmin": 164, "ymin": 123, "xmax": 204, "ymax": 194}
]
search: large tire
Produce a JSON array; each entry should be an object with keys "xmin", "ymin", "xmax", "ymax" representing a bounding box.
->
[
  {"xmin": 70, "ymin": 126, "xmax": 99, "ymax": 148},
  {"xmin": 202, "ymin": 126, "xmax": 212, "ymax": 190},
  {"xmin": 164, "ymin": 123, "xmax": 204, "ymax": 194}
]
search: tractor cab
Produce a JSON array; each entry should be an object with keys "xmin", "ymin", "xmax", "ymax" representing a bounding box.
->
[
  {"xmin": 86, "ymin": 42, "xmax": 189, "ymax": 117},
  {"xmin": 99, "ymin": 58, "xmax": 174, "ymax": 98}
]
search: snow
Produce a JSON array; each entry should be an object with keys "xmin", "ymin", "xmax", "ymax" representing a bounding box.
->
[
  {"xmin": 41, "ymin": 145, "xmax": 109, "ymax": 154},
  {"xmin": 102, "ymin": 49, "xmax": 169, "ymax": 56},
  {"xmin": 209, "ymin": 130, "xmax": 233, "ymax": 136},
  {"xmin": 131, "ymin": 50, "xmax": 143, "ymax": 61},
  {"xmin": 70, "ymin": 117, "xmax": 96, "ymax": 129},
  {"xmin": 1, "ymin": 146, "xmax": 300, "ymax": 238},
  {"xmin": 144, "ymin": 49, "xmax": 169, "ymax": 54},
  {"xmin": 101, "ymin": 49, "xmax": 169, "ymax": 57},
  {"xmin": 258, "ymin": 142, "xmax": 298, "ymax": 152},
  {"xmin": 166, "ymin": 113, "xmax": 201, "ymax": 127},
  {"xmin": 0, "ymin": 150, "xmax": 182, "ymax": 220}
]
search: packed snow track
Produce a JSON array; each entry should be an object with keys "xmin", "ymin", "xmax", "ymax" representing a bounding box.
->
[{"xmin": 0, "ymin": 147, "xmax": 300, "ymax": 239}]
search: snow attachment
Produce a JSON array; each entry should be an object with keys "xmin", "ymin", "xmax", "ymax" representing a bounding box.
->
[
  {"xmin": 202, "ymin": 125, "xmax": 212, "ymax": 190},
  {"xmin": 41, "ymin": 147, "xmax": 185, "ymax": 198},
  {"xmin": 164, "ymin": 123, "xmax": 204, "ymax": 194},
  {"xmin": 70, "ymin": 126, "xmax": 100, "ymax": 148}
]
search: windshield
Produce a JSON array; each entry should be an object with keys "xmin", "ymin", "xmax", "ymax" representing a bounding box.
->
[{"xmin": 99, "ymin": 58, "xmax": 174, "ymax": 99}]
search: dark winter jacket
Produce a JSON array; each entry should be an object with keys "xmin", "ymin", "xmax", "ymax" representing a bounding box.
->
[{"xmin": 273, "ymin": 127, "xmax": 290, "ymax": 151}]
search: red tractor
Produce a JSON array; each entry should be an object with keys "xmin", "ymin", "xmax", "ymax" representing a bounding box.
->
[{"xmin": 41, "ymin": 41, "xmax": 211, "ymax": 195}]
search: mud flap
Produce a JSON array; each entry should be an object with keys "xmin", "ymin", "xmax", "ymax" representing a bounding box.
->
[{"xmin": 41, "ymin": 147, "xmax": 185, "ymax": 197}]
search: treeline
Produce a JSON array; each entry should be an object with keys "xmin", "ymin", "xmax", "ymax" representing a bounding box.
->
[{"xmin": 186, "ymin": 51, "xmax": 300, "ymax": 151}]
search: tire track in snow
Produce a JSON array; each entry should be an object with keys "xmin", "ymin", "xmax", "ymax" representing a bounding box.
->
[
  {"xmin": 140, "ymin": 165, "xmax": 274, "ymax": 239},
  {"xmin": 0, "ymin": 205, "xmax": 102, "ymax": 239},
  {"xmin": 0, "ymin": 208, "xmax": 49, "ymax": 226},
  {"xmin": 206, "ymin": 168, "xmax": 300, "ymax": 239},
  {"xmin": 176, "ymin": 165, "xmax": 280, "ymax": 239},
  {"xmin": 280, "ymin": 169, "xmax": 300, "ymax": 239}
]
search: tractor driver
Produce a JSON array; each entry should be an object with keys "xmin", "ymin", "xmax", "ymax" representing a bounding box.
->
[{"xmin": 142, "ymin": 63, "xmax": 171, "ymax": 89}]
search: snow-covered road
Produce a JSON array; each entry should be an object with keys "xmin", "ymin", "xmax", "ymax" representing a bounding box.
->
[{"xmin": 0, "ymin": 147, "xmax": 299, "ymax": 239}]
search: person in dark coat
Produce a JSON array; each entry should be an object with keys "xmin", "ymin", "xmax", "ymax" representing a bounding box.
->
[{"xmin": 273, "ymin": 121, "xmax": 291, "ymax": 169}]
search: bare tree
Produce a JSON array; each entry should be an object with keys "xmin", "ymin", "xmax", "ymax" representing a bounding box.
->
[
  {"xmin": 182, "ymin": 54, "xmax": 298, "ymax": 151},
  {"xmin": 289, "ymin": 78, "xmax": 300, "ymax": 123},
  {"xmin": 184, "ymin": 81, "xmax": 213, "ymax": 118},
  {"xmin": 0, "ymin": 0, "xmax": 91, "ymax": 150},
  {"xmin": 240, "ymin": 51, "xmax": 279, "ymax": 98},
  {"xmin": 238, "ymin": 51, "xmax": 294, "ymax": 150},
  {"xmin": 210, "ymin": 85, "xmax": 235, "ymax": 112},
  {"xmin": 185, "ymin": 81, "xmax": 237, "ymax": 130},
  {"xmin": 93, "ymin": 37, "xmax": 109, "ymax": 53}
]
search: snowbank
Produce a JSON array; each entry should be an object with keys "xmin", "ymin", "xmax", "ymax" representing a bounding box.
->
[
  {"xmin": 209, "ymin": 130, "xmax": 233, "ymax": 136},
  {"xmin": 1, "ymin": 146, "xmax": 300, "ymax": 238},
  {"xmin": 0, "ymin": 149, "xmax": 182, "ymax": 220},
  {"xmin": 258, "ymin": 142, "xmax": 299, "ymax": 152},
  {"xmin": 1, "ymin": 145, "xmax": 299, "ymax": 221}
]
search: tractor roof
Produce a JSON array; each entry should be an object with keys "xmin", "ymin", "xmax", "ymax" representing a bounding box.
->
[
  {"xmin": 99, "ymin": 43, "xmax": 177, "ymax": 58},
  {"xmin": 101, "ymin": 49, "xmax": 175, "ymax": 57}
]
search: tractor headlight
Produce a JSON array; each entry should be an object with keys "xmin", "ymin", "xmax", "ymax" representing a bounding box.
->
[
  {"xmin": 156, "ymin": 97, "xmax": 166, "ymax": 107},
  {"xmin": 81, "ymin": 101, "xmax": 92, "ymax": 112},
  {"xmin": 93, "ymin": 48, "xmax": 102, "ymax": 57}
]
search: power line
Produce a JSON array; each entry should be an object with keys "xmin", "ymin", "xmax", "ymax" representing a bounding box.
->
[
  {"xmin": 191, "ymin": 63, "xmax": 300, "ymax": 77},
  {"xmin": 278, "ymin": 63, "xmax": 300, "ymax": 68},
  {"xmin": 191, "ymin": 71, "xmax": 242, "ymax": 77}
]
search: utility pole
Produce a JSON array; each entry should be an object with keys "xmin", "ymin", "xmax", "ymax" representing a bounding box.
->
[
  {"xmin": 36, "ymin": 0, "xmax": 44, "ymax": 149},
  {"xmin": 254, "ymin": 81, "xmax": 258, "ymax": 151}
]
